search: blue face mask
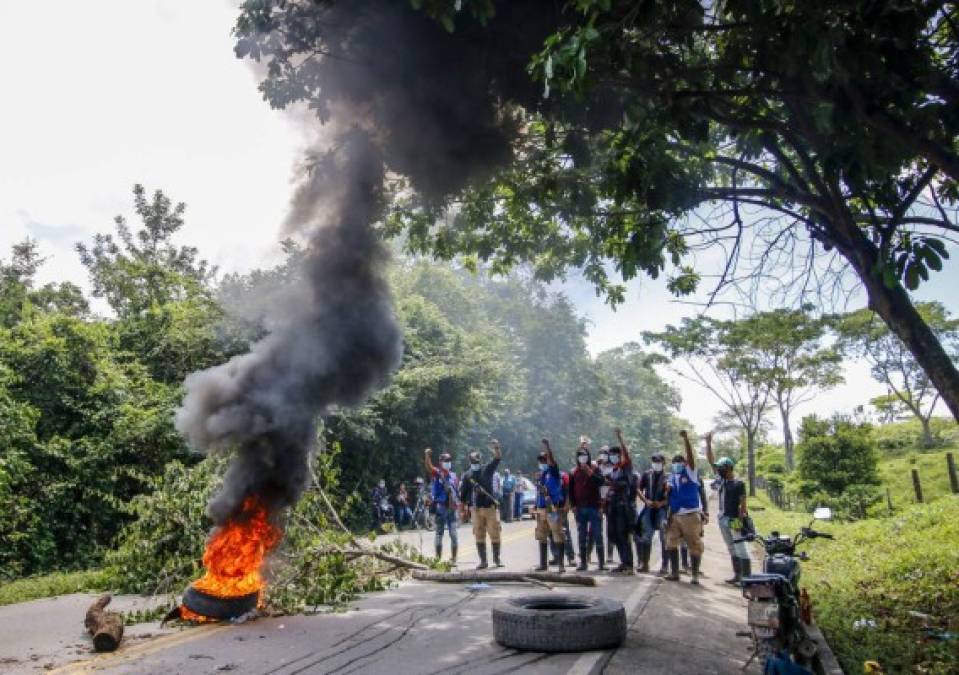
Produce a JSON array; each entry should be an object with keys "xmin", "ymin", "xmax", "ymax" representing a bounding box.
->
[
  {"xmin": 671, "ymin": 463, "xmax": 685, "ymax": 474},
  {"xmin": 538, "ymin": 463, "xmax": 548, "ymax": 472}
]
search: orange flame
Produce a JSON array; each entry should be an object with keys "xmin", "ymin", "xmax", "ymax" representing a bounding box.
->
[{"xmin": 181, "ymin": 495, "xmax": 281, "ymax": 621}]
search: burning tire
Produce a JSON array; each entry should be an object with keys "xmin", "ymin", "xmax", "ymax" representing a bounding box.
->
[
  {"xmin": 491, "ymin": 594, "xmax": 626, "ymax": 652},
  {"xmin": 182, "ymin": 586, "xmax": 258, "ymax": 621}
]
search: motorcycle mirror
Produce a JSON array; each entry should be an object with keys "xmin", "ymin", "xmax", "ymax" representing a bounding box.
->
[{"xmin": 813, "ymin": 507, "xmax": 832, "ymax": 521}]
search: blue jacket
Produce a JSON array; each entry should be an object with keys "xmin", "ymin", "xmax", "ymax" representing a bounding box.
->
[
  {"xmin": 536, "ymin": 465, "xmax": 564, "ymax": 508},
  {"xmin": 668, "ymin": 466, "xmax": 701, "ymax": 512},
  {"xmin": 431, "ymin": 469, "xmax": 458, "ymax": 507}
]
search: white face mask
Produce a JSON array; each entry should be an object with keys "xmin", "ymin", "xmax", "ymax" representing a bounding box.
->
[
  {"xmin": 470, "ymin": 463, "xmax": 480, "ymax": 471},
  {"xmin": 599, "ymin": 454, "xmax": 609, "ymax": 464},
  {"xmin": 442, "ymin": 461, "xmax": 452, "ymax": 470},
  {"xmin": 538, "ymin": 463, "xmax": 549, "ymax": 472},
  {"xmin": 577, "ymin": 455, "xmax": 589, "ymax": 464},
  {"xmin": 651, "ymin": 462, "xmax": 663, "ymax": 472},
  {"xmin": 609, "ymin": 454, "xmax": 621, "ymax": 465}
]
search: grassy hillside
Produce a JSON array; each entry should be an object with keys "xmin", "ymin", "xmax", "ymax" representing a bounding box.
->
[{"xmin": 752, "ymin": 495, "xmax": 959, "ymax": 675}]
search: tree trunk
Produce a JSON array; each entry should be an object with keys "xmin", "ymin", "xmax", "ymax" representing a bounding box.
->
[
  {"xmin": 921, "ymin": 416, "xmax": 934, "ymax": 449},
  {"xmin": 411, "ymin": 570, "xmax": 596, "ymax": 586},
  {"xmin": 831, "ymin": 216, "xmax": 959, "ymax": 423},
  {"xmin": 746, "ymin": 429, "xmax": 756, "ymax": 496},
  {"xmin": 780, "ymin": 404, "xmax": 794, "ymax": 471},
  {"xmin": 85, "ymin": 594, "xmax": 124, "ymax": 652}
]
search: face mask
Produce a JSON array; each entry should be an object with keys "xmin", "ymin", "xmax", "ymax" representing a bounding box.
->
[
  {"xmin": 651, "ymin": 462, "xmax": 663, "ymax": 472},
  {"xmin": 538, "ymin": 463, "xmax": 548, "ymax": 472},
  {"xmin": 609, "ymin": 454, "xmax": 621, "ymax": 465},
  {"xmin": 672, "ymin": 463, "xmax": 684, "ymax": 474},
  {"xmin": 470, "ymin": 463, "xmax": 480, "ymax": 471},
  {"xmin": 598, "ymin": 454, "xmax": 609, "ymax": 463},
  {"xmin": 378, "ymin": 482, "xmax": 385, "ymax": 489},
  {"xmin": 577, "ymin": 455, "xmax": 588, "ymax": 465},
  {"xmin": 442, "ymin": 461, "xmax": 451, "ymax": 470}
]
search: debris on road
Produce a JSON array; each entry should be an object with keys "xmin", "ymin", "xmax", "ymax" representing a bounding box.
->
[
  {"xmin": 412, "ymin": 570, "xmax": 596, "ymax": 586},
  {"xmin": 84, "ymin": 594, "xmax": 124, "ymax": 652}
]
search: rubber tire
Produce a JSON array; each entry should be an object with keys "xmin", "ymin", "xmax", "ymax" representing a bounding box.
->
[
  {"xmin": 492, "ymin": 594, "xmax": 626, "ymax": 652},
  {"xmin": 182, "ymin": 586, "xmax": 258, "ymax": 620}
]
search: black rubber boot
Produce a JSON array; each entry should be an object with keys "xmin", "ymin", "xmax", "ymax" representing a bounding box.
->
[
  {"xmin": 597, "ymin": 545, "xmax": 607, "ymax": 571},
  {"xmin": 535, "ymin": 543, "xmax": 548, "ymax": 571},
  {"xmin": 492, "ymin": 542, "xmax": 503, "ymax": 567},
  {"xmin": 691, "ymin": 555, "xmax": 702, "ymax": 585},
  {"xmin": 435, "ymin": 543, "xmax": 442, "ymax": 560},
  {"xmin": 666, "ymin": 549, "xmax": 681, "ymax": 581},
  {"xmin": 450, "ymin": 545, "xmax": 458, "ymax": 566},
  {"xmin": 638, "ymin": 543, "xmax": 651, "ymax": 573},
  {"xmin": 725, "ymin": 556, "xmax": 741, "ymax": 585},
  {"xmin": 739, "ymin": 557, "xmax": 752, "ymax": 580},
  {"xmin": 556, "ymin": 544, "xmax": 566, "ymax": 573},
  {"xmin": 658, "ymin": 540, "xmax": 669, "ymax": 575},
  {"xmin": 476, "ymin": 543, "xmax": 488, "ymax": 570},
  {"xmin": 577, "ymin": 544, "xmax": 588, "ymax": 571}
]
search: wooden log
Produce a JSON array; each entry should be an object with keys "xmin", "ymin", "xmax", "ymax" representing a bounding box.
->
[
  {"xmin": 411, "ymin": 570, "xmax": 596, "ymax": 586},
  {"xmin": 85, "ymin": 594, "xmax": 124, "ymax": 652}
]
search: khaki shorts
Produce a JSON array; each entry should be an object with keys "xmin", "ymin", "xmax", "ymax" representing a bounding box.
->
[
  {"xmin": 666, "ymin": 512, "xmax": 705, "ymax": 556},
  {"xmin": 534, "ymin": 508, "xmax": 565, "ymax": 543},
  {"xmin": 472, "ymin": 506, "xmax": 502, "ymax": 544}
]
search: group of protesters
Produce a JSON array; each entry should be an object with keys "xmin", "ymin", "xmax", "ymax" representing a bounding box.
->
[{"xmin": 417, "ymin": 428, "xmax": 750, "ymax": 585}]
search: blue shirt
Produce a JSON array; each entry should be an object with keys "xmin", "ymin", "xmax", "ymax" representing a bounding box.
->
[
  {"xmin": 536, "ymin": 465, "xmax": 564, "ymax": 508},
  {"xmin": 668, "ymin": 466, "xmax": 702, "ymax": 513},
  {"xmin": 431, "ymin": 469, "xmax": 458, "ymax": 506}
]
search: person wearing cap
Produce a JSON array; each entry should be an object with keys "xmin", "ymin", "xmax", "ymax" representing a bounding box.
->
[
  {"xmin": 705, "ymin": 432, "xmax": 751, "ymax": 583},
  {"xmin": 664, "ymin": 430, "xmax": 705, "ymax": 584},
  {"xmin": 534, "ymin": 439, "xmax": 567, "ymax": 572},
  {"xmin": 459, "ymin": 440, "xmax": 504, "ymax": 569},
  {"xmin": 596, "ymin": 445, "xmax": 616, "ymax": 565},
  {"xmin": 570, "ymin": 436, "xmax": 606, "ymax": 570},
  {"xmin": 637, "ymin": 451, "xmax": 670, "ymax": 574},
  {"xmin": 424, "ymin": 447, "xmax": 459, "ymax": 564}
]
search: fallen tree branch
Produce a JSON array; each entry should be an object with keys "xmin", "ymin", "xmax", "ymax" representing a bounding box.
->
[
  {"xmin": 306, "ymin": 545, "xmax": 430, "ymax": 571},
  {"xmin": 411, "ymin": 570, "xmax": 596, "ymax": 586},
  {"xmin": 85, "ymin": 594, "xmax": 124, "ymax": 652}
]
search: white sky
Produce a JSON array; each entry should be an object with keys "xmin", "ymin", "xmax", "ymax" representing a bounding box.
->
[{"xmin": 1, "ymin": 0, "xmax": 956, "ymax": 440}]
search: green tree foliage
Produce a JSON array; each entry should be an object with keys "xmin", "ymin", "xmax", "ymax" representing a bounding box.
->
[
  {"xmin": 730, "ymin": 308, "xmax": 843, "ymax": 469},
  {"xmin": 0, "ymin": 239, "xmax": 88, "ymax": 327},
  {"xmin": 238, "ymin": 0, "xmax": 959, "ymax": 420},
  {"xmin": 836, "ymin": 302, "xmax": 959, "ymax": 448},
  {"xmin": 796, "ymin": 415, "xmax": 880, "ymax": 497}
]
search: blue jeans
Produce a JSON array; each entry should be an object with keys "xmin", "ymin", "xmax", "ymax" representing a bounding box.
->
[
  {"xmin": 397, "ymin": 506, "xmax": 412, "ymax": 528},
  {"xmin": 575, "ymin": 506, "xmax": 604, "ymax": 554},
  {"xmin": 434, "ymin": 503, "xmax": 458, "ymax": 548},
  {"xmin": 639, "ymin": 506, "xmax": 667, "ymax": 545},
  {"xmin": 513, "ymin": 492, "xmax": 523, "ymax": 519}
]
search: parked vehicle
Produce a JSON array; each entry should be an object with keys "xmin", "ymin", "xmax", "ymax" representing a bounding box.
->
[
  {"xmin": 518, "ymin": 477, "xmax": 537, "ymax": 519},
  {"xmin": 736, "ymin": 507, "xmax": 834, "ymax": 672},
  {"xmin": 411, "ymin": 493, "xmax": 434, "ymax": 531}
]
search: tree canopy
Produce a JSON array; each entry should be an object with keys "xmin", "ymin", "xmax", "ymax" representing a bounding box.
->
[{"xmin": 234, "ymin": 0, "xmax": 959, "ymax": 420}]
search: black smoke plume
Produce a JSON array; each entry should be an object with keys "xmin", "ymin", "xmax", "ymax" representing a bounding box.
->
[{"xmin": 178, "ymin": 0, "xmax": 567, "ymax": 523}]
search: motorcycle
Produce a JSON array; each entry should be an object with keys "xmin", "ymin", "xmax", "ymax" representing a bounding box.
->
[
  {"xmin": 735, "ymin": 507, "xmax": 834, "ymax": 672},
  {"xmin": 377, "ymin": 497, "xmax": 395, "ymax": 528},
  {"xmin": 411, "ymin": 494, "xmax": 434, "ymax": 531}
]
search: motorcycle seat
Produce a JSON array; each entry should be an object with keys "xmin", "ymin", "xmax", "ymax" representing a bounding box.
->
[{"xmin": 742, "ymin": 573, "xmax": 789, "ymax": 585}]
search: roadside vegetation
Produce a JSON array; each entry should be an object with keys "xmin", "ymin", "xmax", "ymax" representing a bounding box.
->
[{"xmin": 751, "ymin": 418, "xmax": 959, "ymax": 674}]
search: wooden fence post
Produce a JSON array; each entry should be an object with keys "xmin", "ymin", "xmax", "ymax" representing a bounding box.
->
[
  {"xmin": 947, "ymin": 453, "xmax": 958, "ymax": 495},
  {"xmin": 911, "ymin": 469, "xmax": 924, "ymax": 503},
  {"xmin": 886, "ymin": 487, "xmax": 893, "ymax": 513}
]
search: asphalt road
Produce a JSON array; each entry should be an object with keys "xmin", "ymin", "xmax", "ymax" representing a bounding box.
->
[{"xmin": 1, "ymin": 504, "xmax": 767, "ymax": 675}]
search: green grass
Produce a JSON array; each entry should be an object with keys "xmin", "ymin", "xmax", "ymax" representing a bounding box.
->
[
  {"xmin": 0, "ymin": 569, "xmax": 108, "ymax": 607},
  {"xmin": 752, "ymin": 496, "xmax": 959, "ymax": 675},
  {"xmin": 879, "ymin": 448, "xmax": 956, "ymax": 508}
]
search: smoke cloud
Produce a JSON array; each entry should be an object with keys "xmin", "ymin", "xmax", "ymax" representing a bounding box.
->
[{"xmin": 177, "ymin": 0, "xmax": 565, "ymax": 522}]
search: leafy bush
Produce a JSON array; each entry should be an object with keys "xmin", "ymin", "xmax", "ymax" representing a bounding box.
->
[
  {"xmin": 873, "ymin": 417, "xmax": 959, "ymax": 455},
  {"xmin": 797, "ymin": 415, "xmax": 880, "ymax": 494}
]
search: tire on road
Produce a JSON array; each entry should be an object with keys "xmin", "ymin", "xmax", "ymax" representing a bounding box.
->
[
  {"xmin": 492, "ymin": 594, "xmax": 626, "ymax": 652},
  {"xmin": 182, "ymin": 586, "xmax": 258, "ymax": 620}
]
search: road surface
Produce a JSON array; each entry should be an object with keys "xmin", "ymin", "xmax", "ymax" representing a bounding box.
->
[{"xmin": 1, "ymin": 503, "xmax": 767, "ymax": 674}]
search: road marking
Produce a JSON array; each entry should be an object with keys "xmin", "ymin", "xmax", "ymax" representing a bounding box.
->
[
  {"xmin": 566, "ymin": 576, "xmax": 661, "ymax": 675},
  {"xmin": 48, "ymin": 623, "xmax": 231, "ymax": 674}
]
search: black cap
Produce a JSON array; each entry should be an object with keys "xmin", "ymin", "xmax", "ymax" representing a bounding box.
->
[{"xmin": 651, "ymin": 452, "xmax": 665, "ymax": 461}]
